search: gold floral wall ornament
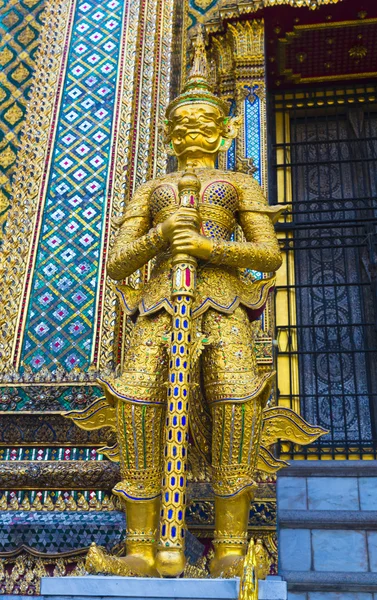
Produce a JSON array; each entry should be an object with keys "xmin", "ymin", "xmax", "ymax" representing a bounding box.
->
[
  {"xmin": 348, "ymin": 44, "xmax": 368, "ymax": 59},
  {"xmin": 0, "ymin": 48, "xmax": 14, "ymax": 66},
  {"xmin": 0, "ymin": 146, "xmax": 17, "ymax": 169},
  {"xmin": 10, "ymin": 63, "xmax": 31, "ymax": 83},
  {"xmin": 295, "ymin": 51, "xmax": 307, "ymax": 63},
  {"xmin": 0, "ymin": 551, "xmax": 87, "ymax": 595},
  {"xmin": 194, "ymin": 0, "xmax": 216, "ymax": 8},
  {"xmin": 3, "ymin": 104, "xmax": 23, "ymax": 126}
]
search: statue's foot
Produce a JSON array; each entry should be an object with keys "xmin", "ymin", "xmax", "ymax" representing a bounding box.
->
[
  {"xmin": 119, "ymin": 553, "xmax": 159, "ymax": 577},
  {"xmin": 85, "ymin": 543, "xmax": 158, "ymax": 577},
  {"xmin": 209, "ymin": 553, "xmax": 245, "ymax": 578}
]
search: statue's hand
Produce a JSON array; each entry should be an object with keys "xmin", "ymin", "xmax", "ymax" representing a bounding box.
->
[
  {"xmin": 160, "ymin": 208, "xmax": 200, "ymax": 242},
  {"xmin": 171, "ymin": 229, "xmax": 213, "ymax": 260}
]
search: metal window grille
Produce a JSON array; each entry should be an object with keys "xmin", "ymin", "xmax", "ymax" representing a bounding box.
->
[{"xmin": 270, "ymin": 84, "xmax": 377, "ymax": 458}]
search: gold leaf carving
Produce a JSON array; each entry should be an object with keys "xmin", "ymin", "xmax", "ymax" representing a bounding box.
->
[
  {"xmin": 0, "ymin": 190, "xmax": 9, "ymax": 213},
  {"xmin": 0, "ymin": 146, "xmax": 16, "ymax": 168},
  {"xmin": 3, "ymin": 11, "xmax": 19, "ymax": 28},
  {"xmin": 261, "ymin": 406, "xmax": 328, "ymax": 448},
  {"xmin": 4, "ymin": 103, "xmax": 23, "ymax": 125},
  {"xmin": 0, "ymin": 48, "xmax": 14, "ymax": 66},
  {"xmin": 18, "ymin": 26, "xmax": 36, "ymax": 45},
  {"xmin": 11, "ymin": 63, "xmax": 30, "ymax": 83},
  {"xmin": 256, "ymin": 445, "xmax": 289, "ymax": 474},
  {"xmin": 98, "ymin": 442, "xmax": 120, "ymax": 462},
  {"xmin": 194, "ymin": 0, "xmax": 215, "ymax": 8},
  {"xmin": 64, "ymin": 397, "xmax": 117, "ymax": 431}
]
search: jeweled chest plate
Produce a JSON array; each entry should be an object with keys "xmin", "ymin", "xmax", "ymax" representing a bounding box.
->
[{"xmin": 150, "ymin": 178, "xmax": 238, "ymax": 239}]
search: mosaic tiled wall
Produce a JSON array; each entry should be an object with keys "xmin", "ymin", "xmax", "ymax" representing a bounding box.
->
[
  {"xmin": 0, "ymin": 0, "xmax": 174, "ymax": 381},
  {"xmin": 20, "ymin": 0, "xmax": 125, "ymax": 374},
  {"xmin": 0, "ymin": 0, "xmax": 47, "ymax": 235}
]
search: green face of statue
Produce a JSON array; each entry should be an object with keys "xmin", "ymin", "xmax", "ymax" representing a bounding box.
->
[{"xmin": 168, "ymin": 103, "xmax": 225, "ymax": 159}]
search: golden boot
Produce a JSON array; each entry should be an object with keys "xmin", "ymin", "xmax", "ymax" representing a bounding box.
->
[
  {"xmin": 86, "ymin": 497, "xmax": 160, "ymax": 577},
  {"xmin": 209, "ymin": 490, "xmax": 252, "ymax": 578},
  {"xmin": 120, "ymin": 497, "xmax": 160, "ymax": 577}
]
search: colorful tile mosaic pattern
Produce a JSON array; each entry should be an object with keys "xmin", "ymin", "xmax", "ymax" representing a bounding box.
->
[
  {"xmin": 0, "ymin": 511, "xmax": 125, "ymax": 553},
  {"xmin": 19, "ymin": 0, "xmax": 125, "ymax": 373},
  {"xmin": 0, "ymin": 383, "xmax": 104, "ymax": 411},
  {"xmin": 245, "ymin": 86, "xmax": 262, "ymax": 185},
  {"xmin": 0, "ymin": 447, "xmax": 102, "ymax": 461},
  {"xmin": 0, "ymin": 502, "xmax": 275, "ymax": 552}
]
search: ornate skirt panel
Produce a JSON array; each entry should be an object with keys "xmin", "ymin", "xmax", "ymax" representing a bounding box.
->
[
  {"xmin": 100, "ymin": 306, "xmax": 274, "ymax": 499},
  {"xmin": 114, "ymin": 400, "xmax": 165, "ymax": 502}
]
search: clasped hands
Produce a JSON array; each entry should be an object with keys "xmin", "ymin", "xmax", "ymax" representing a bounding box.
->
[{"xmin": 159, "ymin": 207, "xmax": 213, "ymax": 261}]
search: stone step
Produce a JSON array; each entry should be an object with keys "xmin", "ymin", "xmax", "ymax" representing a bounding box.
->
[
  {"xmin": 39, "ymin": 575, "xmax": 287, "ymax": 600},
  {"xmin": 277, "ymin": 460, "xmax": 377, "ymax": 599},
  {"xmin": 282, "ymin": 570, "xmax": 377, "ymax": 593},
  {"xmin": 288, "ymin": 593, "xmax": 377, "ymax": 600},
  {"xmin": 279, "ymin": 509, "xmax": 377, "ymax": 530}
]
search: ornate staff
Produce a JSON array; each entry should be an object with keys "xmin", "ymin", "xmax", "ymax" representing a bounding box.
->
[{"xmin": 156, "ymin": 169, "xmax": 200, "ymax": 577}]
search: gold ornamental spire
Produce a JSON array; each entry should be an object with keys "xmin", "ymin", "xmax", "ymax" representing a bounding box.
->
[
  {"xmin": 185, "ymin": 31, "xmax": 210, "ymax": 91},
  {"xmin": 165, "ymin": 31, "xmax": 228, "ymax": 118}
]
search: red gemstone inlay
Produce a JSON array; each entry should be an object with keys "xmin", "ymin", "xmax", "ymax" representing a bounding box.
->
[{"xmin": 185, "ymin": 268, "xmax": 191, "ymax": 287}]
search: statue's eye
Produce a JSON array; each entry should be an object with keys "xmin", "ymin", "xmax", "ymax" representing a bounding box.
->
[
  {"xmin": 202, "ymin": 125, "xmax": 215, "ymax": 134},
  {"xmin": 174, "ymin": 126, "xmax": 186, "ymax": 137}
]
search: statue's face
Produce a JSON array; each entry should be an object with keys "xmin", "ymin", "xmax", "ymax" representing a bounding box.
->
[{"xmin": 168, "ymin": 103, "xmax": 224, "ymax": 158}]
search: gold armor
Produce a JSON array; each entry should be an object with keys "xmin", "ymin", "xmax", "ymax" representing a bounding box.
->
[
  {"xmin": 66, "ymin": 33, "xmax": 326, "ymax": 580},
  {"xmin": 100, "ymin": 170, "xmax": 282, "ymax": 405}
]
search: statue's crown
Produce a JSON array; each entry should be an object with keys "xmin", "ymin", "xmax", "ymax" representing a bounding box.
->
[{"xmin": 166, "ymin": 32, "xmax": 228, "ymax": 118}]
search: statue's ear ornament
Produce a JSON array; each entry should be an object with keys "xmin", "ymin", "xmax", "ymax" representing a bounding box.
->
[
  {"xmin": 166, "ymin": 141, "xmax": 176, "ymax": 156},
  {"xmin": 158, "ymin": 119, "xmax": 176, "ymax": 155},
  {"xmin": 219, "ymin": 115, "xmax": 242, "ymax": 152}
]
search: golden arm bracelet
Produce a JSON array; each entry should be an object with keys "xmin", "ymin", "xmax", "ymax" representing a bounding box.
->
[
  {"xmin": 108, "ymin": 225, "xmax": 166, "ymax": 280},
  {"xmin": 209, "ymin": 212, "xmax": 282, "ymax": 272},
  {"xmin": 209, "ymin": 239, "xmax": 281, "ymax": 272}
]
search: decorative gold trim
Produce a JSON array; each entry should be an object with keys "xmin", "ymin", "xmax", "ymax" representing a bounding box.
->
[
  {"xmin": 282, "ymin": 17, "xmax": 377, "ymax": 34},
  {"xmin": 0, "ymin": 460, "xmax": 120, "ymax": 490},
  {"xmin": 0, "ymin": 491, "xmax": 118, "ymax": 512},
  {"xmin": 182, "ymin": 0, "xmax": 190, "ymax": 90},
  {"xmin": 288, "ymin": 71, "xmax": 377, "ymax": 85},
  {"xmin": 0, "ymin": 546, "xmax": 88, "ymax": 560}
]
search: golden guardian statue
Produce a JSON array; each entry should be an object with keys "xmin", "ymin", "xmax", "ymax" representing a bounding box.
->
[{"xmin": 67, "ymin": 33, "xmax": 326, "ymax": 580}]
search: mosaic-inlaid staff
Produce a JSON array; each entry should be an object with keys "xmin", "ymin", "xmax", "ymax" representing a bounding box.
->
[{"xmin": 156, "ymin": 169, "xmax": 200, "ymax": 577}]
